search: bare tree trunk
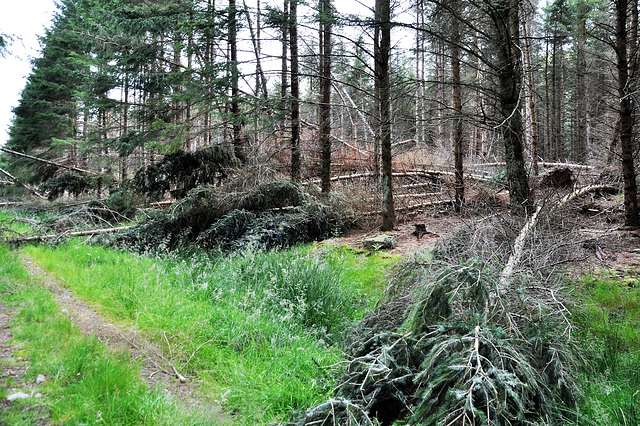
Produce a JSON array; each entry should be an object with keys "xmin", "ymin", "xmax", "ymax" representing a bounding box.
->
[
  {"xmin": 544, "ymin": 33, "xmax": 551, "ymax": 160},
  {"xmin": 242, "ymin": 0, "xmax": 268, "ymax": 100},
  {"xmin": 616, "ymin": 0, "xmax": 640, "ymax": 226},
  {"xmin": 229, "ymin": 0, "xmax": 244, "ymax": 162},
  {"xmin": 521, "ymin": 9, "xmax": 539, "ymax": 176},
  {"xmin": 290, "ymin": 0, "xmax": 301, "ymax": 182},
  {"xmin": 415, "ymin": 0, "xmax": 426, "ymax": 147},
  {"xmin": 489, "ymin": 0, "xmax": 531, "ymax": 214},
  {"xmin": 376, "ymin": 0, "xmax": 395, "ymax": 230},
  {"xmin": 374, "ymin": 21, "xmax": 381, "ymax": 189},
  {"xmin": 319, "ymin": 0, "xmax": 332, "ymax": 194},
  {"xmin": 450, "ymin": 0, "xmax": 464, "ymax": 211},
  {"xmin": 575, "ymin": 2, "xmax": 588, "ymax": 163}
]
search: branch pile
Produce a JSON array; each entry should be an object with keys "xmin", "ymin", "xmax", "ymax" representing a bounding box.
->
[
  {"xmin": 286, "ymin": 185, "xmax": 615, "ymax": 425},
  {"xmin": 114, "ymin": 181, "xmax": 354, "ymax": 252}
]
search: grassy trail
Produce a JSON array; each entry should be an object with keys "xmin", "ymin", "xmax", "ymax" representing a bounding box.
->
[
  {"xmin": 19, "ymin": 254, "xmax": 223, "ymax": 415},
  {"xmin": 1, "ymin": 241, "xmax": 394, "ymax": 425},
  {"xmin": 0, "ymin": 247, "xmax": 226, "ymax": 425}
]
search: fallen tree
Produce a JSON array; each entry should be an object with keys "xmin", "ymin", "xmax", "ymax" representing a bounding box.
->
[{"xmin": 3, "ymin": 226, "xmax": 133, "ymax": 244}]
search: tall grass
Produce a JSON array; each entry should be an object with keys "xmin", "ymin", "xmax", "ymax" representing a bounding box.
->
[
  {"xmin": 0, "ymin": 244, "xmax": 214, "ymax": 425},
  {"xmin": 21, "ymin": 241, "xmax": 393, "ymax": 423},
  {"xmin": 575, "ymin": 274, "xmax": 640, "ymax": 425}
]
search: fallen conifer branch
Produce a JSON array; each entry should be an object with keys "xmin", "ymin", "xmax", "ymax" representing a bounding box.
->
[
  {"xmin": 0, "ymin": 167, "xmax": 47, "ymax": 199},
  {"xmin": 0, "ymin": 147, "xmax": 98, "ymax": 176}
]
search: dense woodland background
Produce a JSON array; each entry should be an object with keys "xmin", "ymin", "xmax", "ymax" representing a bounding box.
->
[{"xmin": 1, "ymin": 0, "xmax": 639, "ymax": 226}]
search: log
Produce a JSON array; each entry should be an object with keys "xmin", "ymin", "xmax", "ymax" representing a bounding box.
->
[
  {"xmin": 362, "ymin": 199, "xmax": 454, "ymax": 217},
  {"xmin": 467, "ymin": 161, "xmax": 594, "ymax": 170},
  {"xmin": 303, "ymin": 168, "xmax": 490, "ymax": 186},
  {"xmin": 4, "ymin": 226, "xmax": 133, "ymax": 243},
  {"xmin": 498, "ymin": 184, "xmax": 618, "ymax": 292}
]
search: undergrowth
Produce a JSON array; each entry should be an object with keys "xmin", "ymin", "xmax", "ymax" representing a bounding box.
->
[
  {"xmin": 289, "ymin": 226, "xmax": 582, "ymax": 425},
  {"xmin": 0, "ymin": 244, "xmax": 213, "ymax": 425},
  {"xmin": 574, "ymin": 273, "xmax": 640, "ymax": 425},
  {"xmin": 20, "ymin": 240, "xmax": 393, "ymax": 423}
]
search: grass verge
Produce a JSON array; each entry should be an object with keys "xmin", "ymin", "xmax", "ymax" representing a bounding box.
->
[
  {"xmin": 0, "ymin": 244, "xmax": 212, "ymax": 425},
  {"xmin": 19, "ymin": 241, "xmax": 395, "ymax": 423},
  {"xmin": 574, "ymin": 272, "xmax": 640, "ymax": 425}
]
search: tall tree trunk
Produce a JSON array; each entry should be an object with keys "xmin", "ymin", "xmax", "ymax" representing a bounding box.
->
[
  {"xmin": 575, "ymin": 1, "xmax": 588, "ymax": 163},
  {"xmin": 616, "ymin": 0, "xmax": 640, "ymax": 226},
  {"xmin": 319, "ymin": 0, "xmax": 332, "ymax": 194},
  {"xmin": 242, "ymin": 0, "xmax": 268, "ymax": 100},
  {"xmin": 544, "ymin": 33, "xmax": 551, "ymax": 159},
  {"xmin": 229, "ymin": 0, "xmax": 244, "ymax": 162},
  {"xmin": 521, "ymin": 9, "xmax": 539, "ymax": 176},
  {"xmin": 415, "ymin": 0, "xmax": 426, "ymax": 147},
  {"xmin": 204, "ymin": 0, "xmax": 215, "ymax": 147},
  {"xmin": 279, "ymin": 0, "xmax": 289, "ymax": 157},
  {"xmin": 450, "ymin": 0, "xmax": 464, "ymax": 211},
  {"xmin": 490, "ymin": 0, "xmax": 531, "ymax": 214},
  {"xmin": 374, "ymin": 20, "xmax": 381, "ymax": 188},
  {"xmin": 290, "ymin": 0, "xmax": 301, "ymax": 182},
  {"xmin": 376, "ymin": 0, "xmax": 395, "ymax": 230}
]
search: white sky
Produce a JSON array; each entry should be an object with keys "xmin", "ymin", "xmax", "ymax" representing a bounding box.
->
[
  {"xmin": 0, "ymin": 0, "xmax": 59, "ymax": 147},
  {"xmin": 0, "ymin": 0, "xmax": 382, "ymax": 148}
]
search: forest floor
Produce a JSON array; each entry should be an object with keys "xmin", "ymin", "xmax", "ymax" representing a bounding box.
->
[{"xmin": 329, "ymin": 191, "xmax": 640, "ymax": 272}]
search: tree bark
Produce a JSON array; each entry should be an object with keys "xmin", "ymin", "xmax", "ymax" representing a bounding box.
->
[
  {"xmin": 521, "ymin": 9, "xmax": 540, "ymax": 176},
  {"xmin": 290, "ymin": 0, "xmax": 301, "ymax": 182},
  {"xmin": 228, "ymin": 0, "xmax": 244, "ymax": 162},
  {"xmin": 450, "ymin": 0, "xmax": 465, "ymax": 211},
  {"xmin": 616, "ymin": 0, "xmax": 640, "ymax": 226},
  {"xmin": 319, "ymin": 0, "xmax": 332, "ymax": 194},
  {"xmin": 489, "ymin": 0, "xmax": 531, "ymax": 214},
  {"xmin": 575, "ymin": 1, "xmax": 588, "ymax": 163},
  {"xmin": 376, "ymin": 0, "xmax": 395, "ymax": 230}
]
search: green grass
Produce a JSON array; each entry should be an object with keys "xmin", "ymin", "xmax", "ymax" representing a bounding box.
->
[
  {"xmin": 0, "ymin": 244, "xmax": 213, "ymax": 425},
  {"xmin": 574, "ymin": 273, "xmax": 640, "ymax": 425},
  {"xmin": 18, "ymin": 241, "xmax": 394, "ymax": 423},
  {"xmin": 0, "ymin": 210, "xmax": 37, "ymax": 236}
]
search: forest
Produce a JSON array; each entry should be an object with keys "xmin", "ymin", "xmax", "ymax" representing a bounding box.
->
[{"xmin": 1, "ymin": 0, "xmax": 640, "ymax": 425}]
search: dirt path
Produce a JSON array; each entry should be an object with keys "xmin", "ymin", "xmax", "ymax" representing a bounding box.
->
[{"xmin": 15, "ymin": 256, "xmax": 226, "ymax": 420}]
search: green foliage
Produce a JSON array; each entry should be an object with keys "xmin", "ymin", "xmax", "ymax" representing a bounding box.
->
[
  {"xmin": 7, "ymin": 3, "xmax": 90, "ymax": 156},
  {"xmin": 39, "ymin": 172, "xmax": 109, "ymax": 200},
  {"xmin": 101, "ymin": 188, "xmax": 138, "ymax": 219},
  {"xmin": 131, "ymin": 146, "xmax": 237, "ymax": 200},
  {"xmin": 574, "ymin": 273, "xmax": 640, "ymax": 424},
  {"xmin": 0, "ymin": 245, "xmax": 213, "ymax": 425},
  {"xmin": 116, "ymin": 181, "xmax": 353, "ymax": 253},
  {"xmin": 21, "ymin": 241, "xmax": 384, "ymax": 423},
  {"xmin": 293, "ymin": 250, "xmax": 580, "ymax": 425}
]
